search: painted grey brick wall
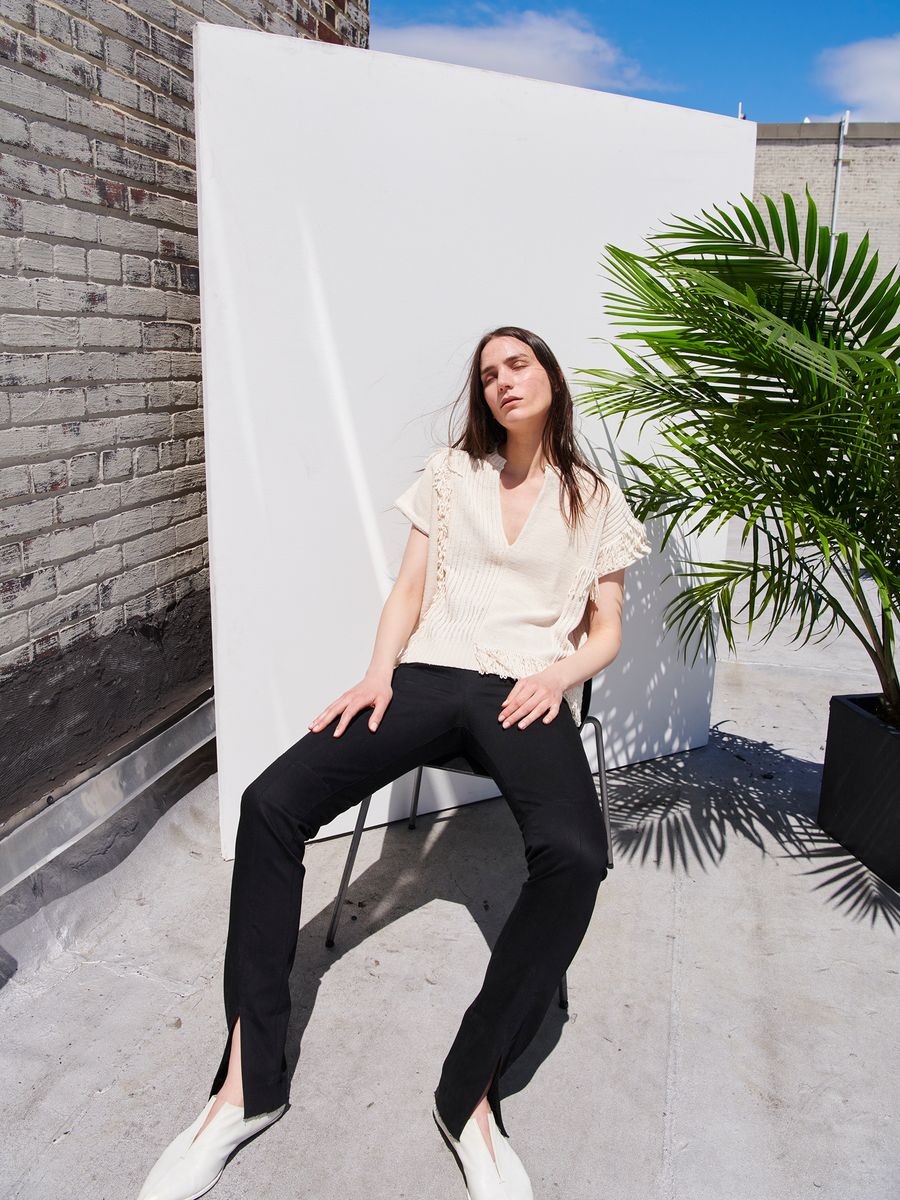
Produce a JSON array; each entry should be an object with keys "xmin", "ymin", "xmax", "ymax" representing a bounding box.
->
[
  {"xmin": 0, "ymin": 0, "xmax": 368, "ymax": 677},
  {"xmin": 755, "ymin": 123, "xmax": 900, "ymax": 278}
]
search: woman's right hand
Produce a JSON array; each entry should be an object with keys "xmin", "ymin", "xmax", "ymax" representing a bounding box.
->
[{"xmin": 309, "ymin": 671, "xmax": 394, "ymax": 737}]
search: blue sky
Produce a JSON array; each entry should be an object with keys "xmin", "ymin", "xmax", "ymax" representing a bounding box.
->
[{"xmin": 370, "ymin": 1, "xmax": 900, "ymax": 122}]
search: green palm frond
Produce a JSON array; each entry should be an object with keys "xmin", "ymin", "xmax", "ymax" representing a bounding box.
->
[{"xmin": 578, "ymin": 192, "xmax": 900, "ymax": 727}]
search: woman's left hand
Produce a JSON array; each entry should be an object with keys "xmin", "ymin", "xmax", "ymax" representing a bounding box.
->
[{"xmin": 499, "ymin": 670, "xmax": 565, "ymax": 730}]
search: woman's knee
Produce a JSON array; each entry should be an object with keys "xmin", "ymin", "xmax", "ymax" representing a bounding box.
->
[
  {"xmin": 566, "ymin": 833, "xmax": 608, "ymax": 890},
  {"xmin": 530, "ymin": 817, "xmax": 608, "ymax": 890},
  {"xmin": 238, "ymin": 768, "xmax": 299, "ymax": 835},
  {"xmin": 240, "ymin": 776, "xmax": 270, "ymax": 821},
  {"xmin": 238, "ymin": 753, "xmax": 332, "ymax": 842},
  {"xmin": 236, "ymin": 777, "xmax": 283, "ymax": 844}
]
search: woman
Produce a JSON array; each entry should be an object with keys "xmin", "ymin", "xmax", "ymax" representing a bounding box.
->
[{"xmin": 138, "ymin": 327, "xmax": 649, "ymax": 1200}]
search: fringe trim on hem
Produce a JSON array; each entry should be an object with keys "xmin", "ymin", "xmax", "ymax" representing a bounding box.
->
[
  {"xmin": 473, "ymin": 645, "xmax": 583, "ymax": 723},
  {"xmin": 473, "ymin": 645, "xmax": 550, "ymax": 681}
]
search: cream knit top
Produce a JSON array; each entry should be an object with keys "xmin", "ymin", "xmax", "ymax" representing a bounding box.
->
[{"xmin": 394, "ymin": 448, "xmax": 650, "ymax": 721}]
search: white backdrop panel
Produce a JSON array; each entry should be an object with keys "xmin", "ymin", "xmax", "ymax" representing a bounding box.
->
[{"xmin": 194, "ymin": 26, "xmax": 756, "ymax": 858}]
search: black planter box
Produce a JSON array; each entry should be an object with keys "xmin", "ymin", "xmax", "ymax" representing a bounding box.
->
[{"xmin": 818, "ymin": 694, "xmax": 900, "ymax": 890}]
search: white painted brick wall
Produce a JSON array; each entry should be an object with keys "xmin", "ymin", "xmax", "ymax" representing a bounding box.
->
[
  {"xmin": 0, "ymin": 0, "xmax": 368, "ymax": 672},
  {"xmin": 754, "ymin": 123, "xmax": 900, "ymax": 282}
]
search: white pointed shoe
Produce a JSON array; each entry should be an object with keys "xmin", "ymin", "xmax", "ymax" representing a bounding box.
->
[
  {"xmin": 137, "ymin": 1099, "xmax": 216, "ymax": 1198},
  {"xmin": 137, "ymin": 1100, "xmax": 285, "ymax": 1200},
  {"xmin": 487, "ymin": 1112, "xmax": 533, "ymax": 1200},
  {"xmin": 434, "ymin": 1107, "xmax": 515, "ymax": 1200}
]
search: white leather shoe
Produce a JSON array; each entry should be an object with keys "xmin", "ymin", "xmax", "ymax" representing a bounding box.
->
[
  {"xmin": 434, "ymin": 1107, "xmax": 521, "ymax": 1200},
  {"xmin": 137, "ymin": 1100, "xmax": 285, "ymax": 1200},
  {"xmin": 137, "ymin": 1099, "xmax": 216, "ymax": 1198},
  {"xmin": 487, "ymin": 1112, "xmax": 533, "ymax": 1200}
]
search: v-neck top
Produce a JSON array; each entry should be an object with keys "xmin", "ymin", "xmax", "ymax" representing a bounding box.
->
[{"xmin": 393, "ymin": 448, "xmax": 650, "ymax": 720}]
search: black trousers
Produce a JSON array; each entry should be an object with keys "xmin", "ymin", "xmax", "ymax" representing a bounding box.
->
[{"xmin": 212, "ymin": 663, "xmax": 608, "ymax": 1139}]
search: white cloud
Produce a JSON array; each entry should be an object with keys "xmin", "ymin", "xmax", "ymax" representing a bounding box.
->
[
  {"xmin": 811, "ymin": 31, "xmax": 900, "ymax": 121},
  {"xmin": 370, "ymin": 10, "xmax": 666, "ymax": 92}
]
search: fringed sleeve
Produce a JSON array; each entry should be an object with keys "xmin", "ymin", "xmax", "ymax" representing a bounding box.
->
[
  {"xmin": 589, "ymin": 484, "xmax": 650, "ymax": 602},
  {"xmin": 393, "ymin": 454, "xmax": 439, "ymax": 535}
]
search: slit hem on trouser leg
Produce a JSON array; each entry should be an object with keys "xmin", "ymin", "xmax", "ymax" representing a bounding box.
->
[
  {"xmin": 209, "ymin": 665, "xmax": 468, "ymax": 1120},
  {"xmin": 210, "ymin": 1012, "xmax": 239, "ymax": 1105},
  {"xmin": 434, "ymin": 672, "xmax": 608, "ymax": 1141},
  {"xmin": 220, "ymin": 740, "xmax": 336, "ymax": 1119},
  {"xmin": 433, "ymin": 826, "xmax": 607, "ymax": 1142}
]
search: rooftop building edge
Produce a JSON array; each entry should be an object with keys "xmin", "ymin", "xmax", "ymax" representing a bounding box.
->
[{"xmin": 756, "ymin": 122, "xmax": 900, "ymax": 140}]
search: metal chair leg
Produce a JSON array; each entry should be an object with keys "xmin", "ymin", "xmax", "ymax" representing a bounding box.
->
[
  {"xmin": 325, "ymin": 794, "xmax": 372, "ymax": 948},
  {"xmin": 558, "ymin": 971, "xmax": 569, "ymax": 1010},
  {"xmin": 408, "ymin": 764, "xmax": 424, "ymax": 830},
  {"xmin": 583, "ymin": 715, "xmax": 614, "ymax": 869}
]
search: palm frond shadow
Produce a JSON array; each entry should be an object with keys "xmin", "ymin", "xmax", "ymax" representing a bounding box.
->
[
  {"xmin": 608, "ymin": 726, "xmax": 900, "ymax": 930},
  {"xmin": 797, "ymin": 844, "xmax": 900, "ymax": 930}
]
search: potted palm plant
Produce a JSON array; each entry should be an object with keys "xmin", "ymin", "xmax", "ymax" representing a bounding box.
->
[{"xmin": 578, "ymin": 192, "xmax": 900, "ymax": 888}]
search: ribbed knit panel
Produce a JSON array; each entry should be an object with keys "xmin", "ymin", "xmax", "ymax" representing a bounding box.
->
[{"xmin": 394, "ymin": 449, "xmax": 650, "ymax": 720}]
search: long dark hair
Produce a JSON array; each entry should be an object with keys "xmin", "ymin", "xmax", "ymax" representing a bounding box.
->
[{"xmin": 450, "ymin": 325, "xmax": 606, "ymax": 528}]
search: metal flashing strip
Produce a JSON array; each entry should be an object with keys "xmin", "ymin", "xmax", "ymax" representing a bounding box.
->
[{"xmin": 0, "ymin": 697, "xmax": 216, "ymax": 898}]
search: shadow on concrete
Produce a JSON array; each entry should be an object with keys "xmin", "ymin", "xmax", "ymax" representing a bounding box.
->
[
  {"xmin": 796, "ymin": 844, "xmax": 900, "ymax": 931},
  {"xmin": 278, "ymin": 721, "xmax": 899, "ymax": 1100},
  {"xmin": 280, "ymin": 795, "xmax": 568, "ymax": 1104},
  {"xmin": 609, "ymin": 726, "xmax": 900, "ymax": 931}
]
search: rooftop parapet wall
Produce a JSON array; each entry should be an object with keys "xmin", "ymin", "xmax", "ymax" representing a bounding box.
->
[
  {"xmin": 0, "ymin": 0, "xmax": 367, "ymax": 826},
  {"xmin": 757, "ymin": 122, "xmax": 900, "ymax": 140}
]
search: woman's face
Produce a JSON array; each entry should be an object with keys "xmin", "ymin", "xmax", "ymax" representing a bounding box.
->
[{"xmin": 480, "ymin": 336, "xmax": 553, "ymax": 437}]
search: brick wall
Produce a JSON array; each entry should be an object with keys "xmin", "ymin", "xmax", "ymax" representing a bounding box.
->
[
  {"xmin": 0, "ymin": 0, "xmax": 367, "ymax": 826},
  {"xmin": 755, "ymin": 123, "xmax": 900, "ymax": 278}
]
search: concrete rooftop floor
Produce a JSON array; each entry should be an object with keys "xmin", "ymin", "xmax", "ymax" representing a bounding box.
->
[{"xmin": 1, "ymin": 577, "xmax": 898, "ymax": 1200}]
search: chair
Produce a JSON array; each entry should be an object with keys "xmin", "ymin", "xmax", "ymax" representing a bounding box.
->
[{"xmin": 324, "ymin": 679, "xmax": 614, "ymax": 1010}]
